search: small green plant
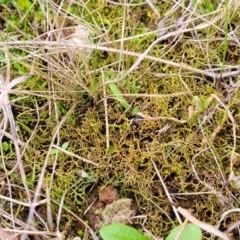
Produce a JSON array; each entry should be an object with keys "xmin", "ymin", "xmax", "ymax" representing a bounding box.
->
[
  {"xmin": 99, "ymin": 224, "xmax": 151, "ymax": 240},
  {"xmin": 105, "ymin": 69, "xmax": 139, "ymax": 115},
  {"xmin": 192, "ymin": 95, "xmax": 213, "ymax": 112},
  {"xmin": 188, "ymin": 95, "xmax": 213, "ymax": 121},
  {"xmin": 99, "ymin": 223, "xmax": 202, "ymax": 240},
  {"xmin": 50, "ymin": 142, "xmax": 69, "ymax": 154},
  {"xmin": 1, "ymin": 141, "xmax": 10, "ymax": 152},
  {"xmin": 166, "ymin": 223, "xmax": 202, "ymax": 240},
  {"xmin": 107, "ymin": 81, "xmax": 130, "ymax": 110}
]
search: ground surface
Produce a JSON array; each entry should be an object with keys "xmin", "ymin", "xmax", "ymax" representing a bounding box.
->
[{"xmin": 0, "ymin": 0, "xmax": 240, "ymax": 239}]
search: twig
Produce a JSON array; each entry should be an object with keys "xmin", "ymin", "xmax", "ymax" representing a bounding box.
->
[
  {"xmin": 146, "ymin": 0, "xmax": 160, "ymax": 19},
  {"xmin": 226, "ymin": 220, "xmax": 240, "ymax": 233},
  {"xmin": 52, "ymin": 145, "xmax": 98, "ymax": 165},
  {"xmin": 177, "ymin": 206, "xmax": 229, "ymax": 240},
  {"xmin": 136, "ymin": 112, "xmax": 187, "ymax": 124},
  {"xmin": 101, "ymin": 70, "xmax": 110, "ymax": 150},
  {"xmin": 216, "ymin": 208, "xmax": 240, "ymax": 230},
  {"xmin": 150, "ymin": 155, "xmax": 182, "ymax": 224}
]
